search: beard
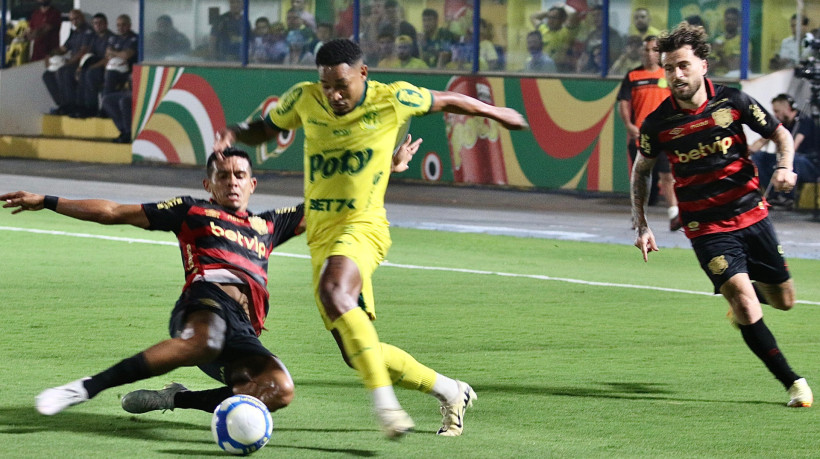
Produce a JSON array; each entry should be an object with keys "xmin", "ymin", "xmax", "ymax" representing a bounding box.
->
[{"xmin": 672, "ymin": 76, "xmax": 702, "ymax": 103}]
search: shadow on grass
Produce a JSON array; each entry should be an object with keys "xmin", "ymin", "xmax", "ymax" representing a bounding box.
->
[
  {"xmin": 0, "ymin": 406, "xmax": 380, "ymax": 456},
  {"xmin": 0, "ymin": 406, "xmax": 208, "ymax": 441},
  {"xmin": 475, "ymin": 381, "xmax": 784, "ymax": 406}
]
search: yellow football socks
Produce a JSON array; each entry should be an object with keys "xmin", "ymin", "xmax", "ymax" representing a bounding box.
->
[
  {"xmin": 332, "ymin": 308, "xmax": 392, "ymax": 390},
  {"xmin": 380, "ymin": 343, "xmax": 437, "ymax": 393}
]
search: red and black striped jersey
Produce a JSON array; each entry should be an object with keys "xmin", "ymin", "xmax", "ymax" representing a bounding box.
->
[
  {"xmin": 639, "ymin": 79, "xmax": 780, "ymax": 238},
  {"xmin": 142, "ymin": 196, "xmax": 305, "ymax": 335}
]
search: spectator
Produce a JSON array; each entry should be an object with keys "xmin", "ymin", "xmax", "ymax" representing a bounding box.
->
[
  {"xmin": 290, "ymin": 0, "xmax": 316, "ymax": 31},
  {"xmin": 282, "ymin": 29, "xmax": 314, "ymax": 66},
  {"xmin": 42, "ymin": 9, "xmax": 92, "ymax": 115},
  {"xmin": 249, "ymin": 16, "xmax": 272, "ymax": 63},
  {"xmin": 26, "ymin": 0, "xmax": 61, "ymax": 62},
  {"xmin": 418, "ymin": 8, "xmax": 455, "ymax": 69},
  {"xmin": 381, "ymin": 0, "xmax": 419, "ymax": 58},
  {"xmin": 358, "ymin": 1, "xmax": 386, "ymax": 66},
  {"xmin": 447, "ymin": 36, "xmax": 489, "ymax": 71},
  {"xmin": 145, "ymin": 15, "xmax": 191, "ymax": 60},
  {"xmin": 616, "ymin": 35, "xmax": 677, "ymax": 229},
  {"xmin": 751, "ymin": 94, "xmax": 819, "ymax": 207},
  {"xmin": 530, "ymin": 5, "xmax": 581, "ymax": 72},
  {"xmin": 311, "ymin": 22, "xmax": 333, "ymax": 55},
  {"xmin": 576, "ymin": 5, "xmax": 623, "ymax": 74},
  {"xmin": 609, "ymin": 34, "xmax": 643, "ymax": 75},
  {"xmin": 523, "ymin": 30, "xmax": 556, "ymax": 73},
  {"xmin": 477, "ymin": 18, "xmax": 501, "ymax": 70},
  {"xmin": 72, "ymin": 13, "xmax": 116, "ymax": 118},
  {"xmin": 374, "ymin": 28, "xmax": 396, "ymax": 68},
  {"xmin": 770, "ymin": 14, "xmax": 814, "ymax": 70},
  {"xmin": 333, "ymin": 0, "xmax": 355, "ymax": 39},
  {"xmin": 101, "ymin": 82, "xmax": 132, "ymax": 143},
  {"xmin": 103, "ymin": 15, "xmax": 138, "ymax": 97},
  {"xmin": 285, "ymin": 7, "xmax": 316, "ymax": 46},
  {"xmin": 629, "ymin": 7, "xmax": 660, "ymax": 39},
  {"xmin": 710, "ymin": 7, "xmax": 741, "ymax": 76},
  {"xmin": 379, "ymin": 34, "xmax": 428, "ymax": 69},
  {"xmin": 576, "ymin": 42, "xmax": 603, "ymax": 74},
  {"xmin": 209, "ymin": 0, "xmax": 248, "ymax": 61}
]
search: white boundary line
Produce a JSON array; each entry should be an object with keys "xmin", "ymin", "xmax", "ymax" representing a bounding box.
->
[{"xmin": 3, "ymin": 225, "xmax": 819, "ymax": 306}]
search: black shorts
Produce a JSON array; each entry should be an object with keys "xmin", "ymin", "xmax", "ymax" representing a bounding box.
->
[
  {"xmin": 690, "ymin": 218, "xmax": 790, "ymax": 293},
  {"xmin": 169, "ymin": 281, "xmax": 273, "ymax": 384}
]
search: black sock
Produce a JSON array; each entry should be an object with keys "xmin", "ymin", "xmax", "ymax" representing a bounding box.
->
[
  {"xmin": 83, "ymin": 353, "xmax": 152, "ymax": 399},
  {"xmin": 174, "ymin": 386, "xmax": 235, "ymax": 413},
  {"xmin": 752, "ymin": 282, "xmax": 769, "ymax": 305},
  {"xmin": 739, "ymin": 318, "xmax": 799, "ymax": 388}
]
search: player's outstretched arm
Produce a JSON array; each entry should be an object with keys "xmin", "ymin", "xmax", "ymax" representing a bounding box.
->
[
  {"xmin": 2, "ymin": 191, "xmax": 149, "ymax": 228},
  {"xmin": 429, "ymin": 90, "xmax": 529, "ymax": 131},
  {"xmin": 214, "ymin": 120, "xmax": 283, "ymax": 154},
  {"xmin": 630, "ymin": 154, "xmax": 659, "ymax": 262},
  {"xmin": 392, "ymin": 134, "xmax": 423, "ymax": 173}
]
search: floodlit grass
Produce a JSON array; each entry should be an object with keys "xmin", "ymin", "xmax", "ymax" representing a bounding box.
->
[{"xmin": 1, "ymin": 210, "xmax": 819, "ymax": 458}]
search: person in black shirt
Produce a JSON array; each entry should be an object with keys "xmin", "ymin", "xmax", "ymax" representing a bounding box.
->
[
  {"xmin": 2, "ymin": 148, "xmax": 306, "ymax": 416},
  {"xmin": 42, "ymin": 9, "xmax": 93, "ymax": 115},
  {"xmin": 632, "ymin": 22, "xmax": 812, "ymax": 408}
]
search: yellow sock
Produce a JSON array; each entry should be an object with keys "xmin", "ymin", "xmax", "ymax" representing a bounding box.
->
[
  {"xmin": 380, "ymin": 343, "xmax": 437, "ymax": 393},
  {"xmin": 332, "ymin": 308, "xmax": 392, "ymax": 389}
]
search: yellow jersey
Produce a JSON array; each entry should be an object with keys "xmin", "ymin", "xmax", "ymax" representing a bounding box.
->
[{"xmin": 266, "ymin": 79, "xmax": 433, "ymax": 244}]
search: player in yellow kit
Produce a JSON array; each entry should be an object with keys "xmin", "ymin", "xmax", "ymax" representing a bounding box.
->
[{"xmin": 215, "ymin": 38, "xmax": 527, "ymax": 439}]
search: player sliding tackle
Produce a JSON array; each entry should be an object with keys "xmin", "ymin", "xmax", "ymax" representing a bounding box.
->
[
  {"xmin": 214, "ymin": 38, "xmax": 528, "ymax": 438},
  {"xmin": 3, "ymin": 149, "xmax": 306, "ymax": 417}
]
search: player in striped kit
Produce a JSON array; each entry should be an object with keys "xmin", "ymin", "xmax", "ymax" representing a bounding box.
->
[{"xmin": 631, "ymin": 22, "xmax": 812, "ymax": 408}]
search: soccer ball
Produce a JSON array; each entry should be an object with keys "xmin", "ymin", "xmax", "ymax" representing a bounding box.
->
[{"xmin": 211, "ymin": 394, "xmax": 273, "ymax": 455}]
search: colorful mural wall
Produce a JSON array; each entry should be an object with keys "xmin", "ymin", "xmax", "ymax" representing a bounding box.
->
[{"xmin": 131, "ymin": 64, "xmax": 628, "ymax": 193}]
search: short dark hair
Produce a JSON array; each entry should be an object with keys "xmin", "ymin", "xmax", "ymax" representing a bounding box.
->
[
  {"xmin": 315, "ymin": 38, "xmax": 363, "ymax": 67},
  {"xmin": 422, "ymin": 8, "xmax": 438, "ymax": 19},
  {"xmin": 772, "ymin": 93, "xmax": 796, "ymax": 110},
  {"xmin": 93, "ymin": 13, "xmax": 107, "ymax": 23},
  {"xmin": 207, "ymin": 148, "xmax": 253, "ymax": 177},
  {"xmin": 659, "ymin": 21, "xmax": 711, "ymax": 60}
]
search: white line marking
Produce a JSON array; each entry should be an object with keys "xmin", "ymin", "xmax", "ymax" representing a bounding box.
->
[{"xmin": 2, "ymin": 226, "xmax": 818, "ymax": 305}]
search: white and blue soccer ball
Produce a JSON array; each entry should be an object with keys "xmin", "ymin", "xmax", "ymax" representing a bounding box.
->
[{"xmin": 211, "ymin": 394, "xmax": 273, "ymax": 455}]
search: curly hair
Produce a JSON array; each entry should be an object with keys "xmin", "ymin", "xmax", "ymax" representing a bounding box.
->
[
  {"xmin": 315, "ymin": 38, "xmax": 364, "ymax": 67},
  {"xmin": 658, "ymin": 21, "xmax": 711, "ymax": 60}
]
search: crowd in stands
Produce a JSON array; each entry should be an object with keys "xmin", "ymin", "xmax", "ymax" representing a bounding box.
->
[
  {"xmin": 3, "ymin": 1, "xmax": 819, "ymax": 151},
  {"xmin": 10, "ymin": 2, "xmax": 818, "ymax": 76}
]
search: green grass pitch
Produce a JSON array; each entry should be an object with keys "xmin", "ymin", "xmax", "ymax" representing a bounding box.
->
[{"xmin": 1, "ymin": 210, "xmax": 819, "ymax": 458}]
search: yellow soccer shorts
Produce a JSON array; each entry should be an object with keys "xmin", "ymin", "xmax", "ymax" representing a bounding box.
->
[{"xmin": 309, "ymin": 220, "xmax": 392, "ymax": 329}]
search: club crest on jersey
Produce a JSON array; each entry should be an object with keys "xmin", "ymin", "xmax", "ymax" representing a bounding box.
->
[
  {"xmin": 396, "ymin": 88, "xmax": 424, "ymax": 107},
  {"xmin": 711, "ymin": 108, "xmax": 734, "ymax": 128},
  {"xmin": 248, "ymin": 216, "xmax": 269, "ymax": 235},
  {"xmin": 750, "ymin": 104, "xmax": 767, "ymax": 126},
  {"xmin": 708, "ymin": 255, "xmax": 729, "ymax": 275}
]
